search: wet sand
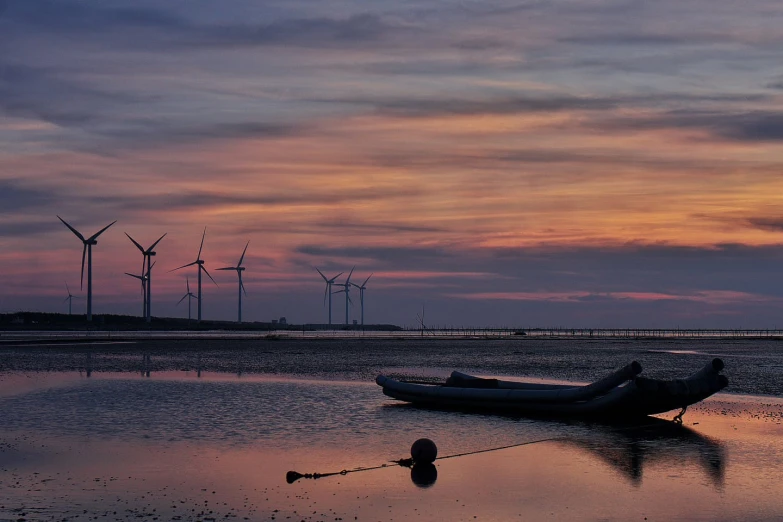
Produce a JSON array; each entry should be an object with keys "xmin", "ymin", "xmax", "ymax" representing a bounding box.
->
[{"xmin": 1, "ymin": 340, "xmax": 782, "ymax": 521}]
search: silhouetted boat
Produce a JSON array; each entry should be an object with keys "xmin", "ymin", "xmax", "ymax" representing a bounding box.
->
[{"xmin": 376, "ymin": 359, "xmax": 728, "ymax": 418}]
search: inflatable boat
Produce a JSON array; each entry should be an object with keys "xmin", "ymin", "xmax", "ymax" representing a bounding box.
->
[{"xmin": 376, "ymin": 359, "xmax": 728, "ymax": 418}]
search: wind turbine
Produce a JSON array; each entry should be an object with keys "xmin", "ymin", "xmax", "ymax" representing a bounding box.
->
[
  {"xmin": 177, "ymin": 277, "xmax": 197, "ymax": 321},
  {"xmin": 57, "ymin": 216, "xmax": 116, "ymax": 321},
  {"xmin": 172, "ymin": 228, "xmax": 217, "ymax": 322},
  {"xmin": 315, "ymin": 267, "xmax": 343, "ymax": 325},
  {"xmin": 63, "ymin": 282, "xmax": 81, "ymax": 315},
  {"xmin": 124, "ymin": 270, "xmax": 147, "ymax": 317},
  {"xmin": 125, "ymin": 261, "xmax": 154, "ymax": 318},
  {"xmin": 350, "ymin": 274, "xmax": 373, "ymax": 326},
  {"xmin": 332, "ymin": 266, "xmax": 355, "ymax": 325},
  {"xmin": 125, "ymin": 232, "xmax": 166, "ymax": 323},
  {"xmin": 416, "ymin": 304, "xmax": 427, "ymax": 337},
  {"xmin": 216, "ymin": 241, "xmax": 249, "ymax": 322}
]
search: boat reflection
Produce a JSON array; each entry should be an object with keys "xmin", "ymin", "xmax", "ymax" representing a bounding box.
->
[
  {"xmin": 558, "ymin": 418, "xmax": 725, "ymax": 486},
  {"xmin": 406, "ymin": 417, "xmax": 724, "ymax": 488},
  {"xmin": 382, "ymin": 401, "xmax": 725, "ymax": 489}
]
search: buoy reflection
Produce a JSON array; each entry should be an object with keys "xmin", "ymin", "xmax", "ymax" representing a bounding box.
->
[{"xmin": 410, "ymin": 463, "xmax": 437, "ymax": 488}]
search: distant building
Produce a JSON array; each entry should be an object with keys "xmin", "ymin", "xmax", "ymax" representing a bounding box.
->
[
  {"xmin": 353, "ymin": 319, "xmax": 358, "ymax": 325},
  {"xmin": 271, "ymin": 319, "xmax": 278, "ymax": 325},
  {"xmin": 279, "ymin": 317, "xmax": 287, "ymax": 325}
]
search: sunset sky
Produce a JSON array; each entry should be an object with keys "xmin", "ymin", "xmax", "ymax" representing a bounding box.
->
[{"xmin": 2, "ymin": 0, "xmax": 783, "ymax": 327}]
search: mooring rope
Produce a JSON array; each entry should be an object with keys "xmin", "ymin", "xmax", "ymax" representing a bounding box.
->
[
  {"xmin": 287, "ymin": 435, "xmax": 564, "ymax": 483},
  {"xmin": 286, "ymin": 417, "xmax": 686, "ymax": 484}
]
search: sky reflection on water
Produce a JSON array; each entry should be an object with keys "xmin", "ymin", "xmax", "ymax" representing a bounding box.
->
[{"xmin": 1, "ymin": 371, "xmax": 782, "ymax": 521}]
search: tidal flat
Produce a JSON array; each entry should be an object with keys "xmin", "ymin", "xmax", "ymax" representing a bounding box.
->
[{"xmin": 1, "ymin": 338, "xmax": 782, "ymax": 521}]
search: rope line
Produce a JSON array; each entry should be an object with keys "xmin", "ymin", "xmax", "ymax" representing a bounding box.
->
[{"xmin": 287, "ymin": 418, "xmax": 687, "ymax": 483}]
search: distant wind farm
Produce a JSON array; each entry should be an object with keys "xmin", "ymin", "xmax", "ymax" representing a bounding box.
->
[{"xmin": 55, "ymin": 217, "xmax": 375, "ymax": 326}]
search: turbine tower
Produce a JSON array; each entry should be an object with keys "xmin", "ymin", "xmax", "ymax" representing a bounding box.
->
[
  {"xmin": 57, "ymin": 216, "xmax": 116, "ymax": 321},
  {"xmin": 125, "ymin": 232, "xmax": 166, "ymax": 323},
  {"xmin": 332, "ymin": 266, "xmax": 355, "ymax": 325},
  {"xmin": 63, "ymin": 282, "xmax": 81, "ymax": 315},
  {"xmin": 350, "ymin": 274, "xmax": 373, "ymax": 326},
  {"xmin": 216, "ymin": 241, "xmax": 249, "ymax": 323},
  {"xmin": 172, "ymin": 228, "xmax": 217, "ymax": 322},
  {"xmin": 177, "ymin": 277, "xmax": 197, "ymax": 321},
  {"xmin": 316, "ymin": 267, "xmax": 343, "ymax": 325}
]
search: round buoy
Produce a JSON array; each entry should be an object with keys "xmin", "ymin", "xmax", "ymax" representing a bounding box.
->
[{"xmin": 411, "ymin": 438, "xmax": 438, "ymax": 464}]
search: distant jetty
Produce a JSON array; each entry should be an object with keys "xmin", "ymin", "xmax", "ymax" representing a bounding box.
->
[{"xmin": 1, "ymin": 313, "xmax": 782, "ymax": 340}]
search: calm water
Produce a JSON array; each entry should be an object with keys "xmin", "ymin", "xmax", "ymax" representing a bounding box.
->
[
  {"xmin": 1, "ymin": 337, "xmax": 782, "ymax": 394},
  {"xmin": 1, "ymin": 339, "xmax": 782, "ymax": 521}
]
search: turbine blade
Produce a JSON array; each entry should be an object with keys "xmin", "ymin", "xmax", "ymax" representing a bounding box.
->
[
  {"xmin": 186, "ymin": 277, "xmax": 191, "ymax": 293},
  {"xmin": 347, "ymin": 293, "xmax": 353, "ymax": 305},
  {"xmin": 363, "ymin": 274, "xmax": 373, "ymax": 286},
  {"xmin": 238, "ymin": 241, "xmax": 249, "ymax": 267},
  {"xmin": 148, "ymin": 233, "xmax": 167, "ymax": 252},
  {"xmin": 57, "ymin": 216, "xmax": 85, "ymax": 241},
  {"xmin": 80, "ymin": 244, "xmax": 87, "ymax": 289},
  {"xmin": 201, "ymin": 265, "xmax": 218, "ymax": 286},
  {"xmin": 327, "ymin": 272, "xmax": 343, "ymax": 283},
  {"xmin": 197, "ymin": 227, "xmax": 206, "ymax": 260},
  {"xmin": 323, "ymin": 285, "xmax": 328, "ymax": 306},
  {"xmin": 241, "ymin": 279, "xmax": 247, "ymax": 296},
  {"xmin": 88, "ymin": 220, "xmax": 117, "ymax": 242},
  {"xmin": 346, "ymin": 266, "xmax": 355, "ymax": 285},
  {"xmin": 63, "ymin": 295, "xmax": 70, "ymax": 303},
  {"xmin": 170, "ymin": 261, "xmax": 197, "ymax": 272},
  {"xmin": 124, "ymin": 272, "xmax": 142, "ymax": 279},
  {"xmin": 125, "ymin": 232, "xmax": 145, "ymax": 253},
  {"xmin": 65, "ymin": 281, "xmax": 71, "ymax": 294},
  {"xmin": 215, "ymin": 267, "xmax": 235, "ymax": 271},
  {"xmin": 316, "ymin": 267, "xmax": 328, "ymax": 282},
  {"xmin": 177, "ymin": 294, "xmax": 188, "ymax": 305}
]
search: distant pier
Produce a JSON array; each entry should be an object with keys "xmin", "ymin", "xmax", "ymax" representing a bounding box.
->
[{"xmin": 1, "ymin": 327, "xmax": 783, "ymax": 341}]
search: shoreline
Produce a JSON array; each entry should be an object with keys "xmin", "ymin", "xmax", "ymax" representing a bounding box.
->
[{"xmin": 3, "ymin": 330, "xmax": 783, "ymax": 342}]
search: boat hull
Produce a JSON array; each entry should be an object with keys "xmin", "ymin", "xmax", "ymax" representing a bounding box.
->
[{"xmin": 376, "ymin": 359, "xmax": 728, "ymax": 419}]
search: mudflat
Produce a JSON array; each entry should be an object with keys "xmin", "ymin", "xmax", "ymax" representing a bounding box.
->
[{"xmin": 1, "ymin": 338, "xmax": 781, "ymax": 521}]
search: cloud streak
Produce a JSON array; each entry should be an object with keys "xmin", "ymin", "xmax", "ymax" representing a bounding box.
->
[{"xmin": 1, "ymin": 1, "xmax": 398, "ymax": 50}]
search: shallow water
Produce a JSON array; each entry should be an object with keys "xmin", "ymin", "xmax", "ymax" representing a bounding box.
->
[
  {"xmin": 0, "ymin": 373, "xmax": 782, "ymax": 521},
  {"xmin": 1, "ymin": 340, "xmax": 782, "ymax": 521},
  {"xmin": 1, "ymin": 337, "xmax": 782, "ymax": 395}
]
